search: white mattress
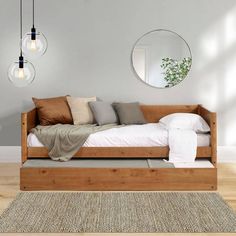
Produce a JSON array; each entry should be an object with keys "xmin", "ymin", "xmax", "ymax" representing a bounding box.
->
[{"xmin": 28, "ymin": 123, "xmax": 211, "ymax": 147}]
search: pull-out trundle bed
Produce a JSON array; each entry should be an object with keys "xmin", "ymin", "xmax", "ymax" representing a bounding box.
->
[{"xmin": 20, "ymin": 105, "xmax": 217, "ymax": 191}]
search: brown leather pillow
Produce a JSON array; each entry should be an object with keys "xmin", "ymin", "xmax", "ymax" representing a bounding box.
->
[{"xmin": 32, "ymin": 96, "xmax": 73, "ymax": 125}]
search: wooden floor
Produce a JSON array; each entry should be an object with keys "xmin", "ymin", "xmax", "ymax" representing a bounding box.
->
[{"xmin": 0, "ymin": 163, "xmax": 236, "ymax": 236}]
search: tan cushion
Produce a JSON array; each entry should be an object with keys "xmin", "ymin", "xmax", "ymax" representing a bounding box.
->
[
  {"xmin": 67, "ymin": 96, "xmax": 97, "ymax": 125},
  {"xmin": 32, "ymin": 96, "xmax": 73, "ymax": 126}
]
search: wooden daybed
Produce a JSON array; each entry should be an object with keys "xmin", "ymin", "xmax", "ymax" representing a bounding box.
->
[{"xmin": 20, "ymin": 105, "xmax": 217, "ymax": 191}]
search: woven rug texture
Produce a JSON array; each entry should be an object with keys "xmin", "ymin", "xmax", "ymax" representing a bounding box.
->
[{"xmin": 0, "ymin": 192, "xmax": 235, "ymax": 233}]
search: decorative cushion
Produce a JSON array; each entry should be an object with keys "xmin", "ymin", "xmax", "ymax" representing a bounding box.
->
[
  {"xmin": 159, "ymin": 113, "xmax": 210, "ymax": 133},
  {"xmin": 113, "ymin": 102, "xmax": 146, "ymax": 125},
  {"xmin": 89, "ymin": 101, "xmax": 118, "ymax": 126},
  {"xmin": 32, "ymin": 96, "xmax": 73, "ymax": 126},
  {"xmin": 67, "ymin": 96, "xmax": 97, "ymax": 125}
]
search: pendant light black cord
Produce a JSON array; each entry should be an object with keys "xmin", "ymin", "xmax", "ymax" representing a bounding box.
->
[
  {"xmin": 20, "ymin": 0, "xmax": 23, "ymax": 56},
  {"xmin": 33, "ymin": 0, "xmax": 35, "ymax": 27},
  {"xmin": 19, "ymin": 0, "xmax": 24, "ymax": 68},
  {"xmin": 31, "ymin": 0, "xmax": 36, "ymax": 40}
]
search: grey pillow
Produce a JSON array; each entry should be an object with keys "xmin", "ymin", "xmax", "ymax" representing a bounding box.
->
[
  {"xmin": 113, "ymin": 102, "xmax": 146, "ymax": 125},
  {"xmin": 89, "ymin": 101, "xmax": 118, "ymax": 125}
]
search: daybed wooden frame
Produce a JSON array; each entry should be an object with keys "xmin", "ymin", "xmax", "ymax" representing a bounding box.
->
[{"xmin": 20, "ymin": 105, "xmax": 217, "ymax": 191}]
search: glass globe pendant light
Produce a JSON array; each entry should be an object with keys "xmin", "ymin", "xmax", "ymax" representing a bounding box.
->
[
  {"xmin": 8, "ymin": 0, "xmax": 36, "ymax": 87},
  {"xmin": 22, "ymin": 0, "xmax": 47, "ymax": 59}
]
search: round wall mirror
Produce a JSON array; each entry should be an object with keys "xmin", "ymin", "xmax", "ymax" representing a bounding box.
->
[{"xmin": 132, "ymin": 30, "xmax": 192, "ymax": 88}]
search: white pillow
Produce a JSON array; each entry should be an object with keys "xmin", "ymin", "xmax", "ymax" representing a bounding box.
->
[{"xmin": 159, "ymin": 113, "xmax": 210, "ymax": 133}]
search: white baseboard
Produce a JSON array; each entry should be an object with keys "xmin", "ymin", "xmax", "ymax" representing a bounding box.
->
[
  {"xmin": 0, "ymin": 146, "xmax": 21, "ymax": 163},
  {"xmin": 0, "ymin": 146, "xmax": 235, "ymax": 163}
]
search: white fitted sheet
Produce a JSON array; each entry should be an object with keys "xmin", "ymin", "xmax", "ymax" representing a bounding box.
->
[
  {"xmin": 27, "ymin": 123, "xmax": 211, "ymax": 147},
  {"xmin": 173, "ymin": 160, "xmax": 214, "ymax": 168}
]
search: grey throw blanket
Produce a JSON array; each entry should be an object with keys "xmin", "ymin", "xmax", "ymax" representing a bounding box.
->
[{"xmin": 31, "ymin": 124, "xmax": 122, "ymax": 161}]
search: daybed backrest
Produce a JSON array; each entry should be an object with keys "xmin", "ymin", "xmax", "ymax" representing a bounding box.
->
[
  {"xmin": 25, "ymin": 105, "xmax": 200, "ymax": 132},
  {"xmin": 140, "ymin": 105, "xmax": 199, "ymax": 123}
]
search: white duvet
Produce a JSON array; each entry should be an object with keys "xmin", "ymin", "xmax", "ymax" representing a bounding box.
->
[
  {"xmin": 28, "ymin": 123, "xmax": 210, "ymax": 148},
  {"xmin": 168, "ymin": 129, "xmax": 197, "ymax": 163}
]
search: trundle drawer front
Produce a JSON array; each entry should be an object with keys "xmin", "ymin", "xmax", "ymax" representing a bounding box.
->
[{"xmin": 20, "ymin": 167, "xmax": 217, "ymax": 191}]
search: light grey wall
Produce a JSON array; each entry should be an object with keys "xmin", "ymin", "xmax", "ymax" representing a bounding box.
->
[{"xmin": 0, "ymin": 0, "xmax": 236, "ymax": 146}]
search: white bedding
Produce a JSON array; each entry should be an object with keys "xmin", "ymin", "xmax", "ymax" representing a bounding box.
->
[
  {"xmin": 27, "ymin": 123, "xmax": 211, "ymax": 147},
  {"xmin": 168, "ymin": 129, "xmax": 197, "ymax": 163}
]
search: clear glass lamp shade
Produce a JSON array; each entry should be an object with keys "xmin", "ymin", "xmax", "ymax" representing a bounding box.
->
[
  {"xmin": 22, "ymin": 31, "xmax": 48, "ymax": 59},
  {"xmin": 8, "ymin": 61, "xmax": 36, "ymax": 87}
]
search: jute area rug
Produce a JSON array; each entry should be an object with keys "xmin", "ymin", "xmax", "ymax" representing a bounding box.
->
[{"xmin": 0, "ymin": 192, "xmax": 235, "ymax": 233}]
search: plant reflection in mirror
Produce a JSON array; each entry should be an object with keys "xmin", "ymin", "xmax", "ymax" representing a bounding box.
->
[{"xmin": 161, "ymin": 57, "xmax": 192, "ymax": 88}]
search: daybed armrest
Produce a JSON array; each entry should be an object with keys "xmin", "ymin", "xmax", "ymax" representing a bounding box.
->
[
  {"xmin": 198, "ymin": 105, "xmax": 217, "ymax": 166},
  {"xmin": 21, "ymin": 108, "xmax": 37, "ymax": 163}
]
